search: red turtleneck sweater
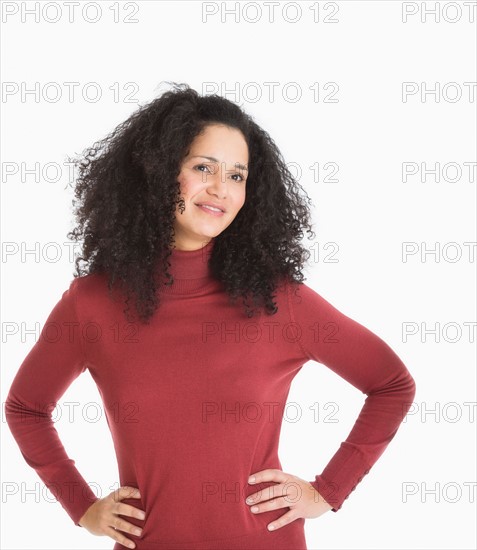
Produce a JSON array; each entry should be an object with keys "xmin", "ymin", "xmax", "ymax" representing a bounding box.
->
[{"xmin": 5, "ymin": 238, "xmax": 416, "ymax": 549}]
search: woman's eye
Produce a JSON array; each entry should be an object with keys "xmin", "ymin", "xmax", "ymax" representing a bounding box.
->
[
  {"xmin": 196, "ymin": 164, "xmax": 211, "ymax": 173},
  {"xmin": 195, "ymin": 165, "xmax": 245, "ymax": 182}
]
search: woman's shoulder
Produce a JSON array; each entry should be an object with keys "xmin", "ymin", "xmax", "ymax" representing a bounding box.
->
[
  {"xmin": 276, "ymin": 275, "xmax": 317, "ymax": 301},
  {"xmin": 68, "ymin": 271, "xmax": 118, "ymax": 315},
  {"xmin": 70, "ymin": 271, "xmax": 109, "ymax": 294}
]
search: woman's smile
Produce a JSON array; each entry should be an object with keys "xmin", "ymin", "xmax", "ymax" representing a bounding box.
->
[{"xmin": 196, "ymin": 203, "xmax": 226, "ymax": 216}]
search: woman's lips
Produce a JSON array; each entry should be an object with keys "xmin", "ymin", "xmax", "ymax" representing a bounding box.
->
[{"xmin": 196, "ymin": 204, "xmax": 225, "ymax": 217}]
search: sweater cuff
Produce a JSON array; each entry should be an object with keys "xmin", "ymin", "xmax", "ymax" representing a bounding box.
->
[
  {"xmin": 41, "ymin": 461, "xmax": 99, "ymax": 526},
  {"xmin": 310, "ymin": 443, "xmax": 371, "ymax": 512}
]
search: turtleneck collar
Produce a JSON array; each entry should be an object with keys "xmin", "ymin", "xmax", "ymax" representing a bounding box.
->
[{"xmin": 158, "ymin": 238, "xmax": 217, "ymax": 295}]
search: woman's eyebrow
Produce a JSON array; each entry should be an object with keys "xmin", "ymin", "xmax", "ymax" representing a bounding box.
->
[{"xmin": 189, "ymin": 155, "xmax": 248, "ymax": 172}]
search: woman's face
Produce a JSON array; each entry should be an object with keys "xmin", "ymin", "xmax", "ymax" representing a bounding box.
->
[{"xmin": 173, "ymin": 123, "xmax": 249, "ymax": 251}]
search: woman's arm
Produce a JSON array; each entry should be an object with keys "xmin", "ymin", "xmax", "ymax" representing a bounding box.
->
[
  {"xmin": 4, "ymin": 278, "xmax": 99, "ymax": 526},
  {"xmin": 286, "ymin": 281, "xmax": 417, "ymax": 512}
]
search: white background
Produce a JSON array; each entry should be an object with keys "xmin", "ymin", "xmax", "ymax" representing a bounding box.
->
[{"xmin": 1, "ymin": 1, "xmax": 476, "ymax": 549}]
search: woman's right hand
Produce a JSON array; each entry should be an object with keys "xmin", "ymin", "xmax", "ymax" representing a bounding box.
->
[{"xmin": 78, "ymin": 486, "xmax": 145, "ymax": 549}]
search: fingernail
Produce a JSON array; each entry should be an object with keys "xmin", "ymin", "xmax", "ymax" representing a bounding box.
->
[
  {"xmin": 248, "ymin": 476, "xmax": 256, "ymax": 483},
  {"xmin": 139, "ymin": 511, "xmax": 146, "ymax": 519}
]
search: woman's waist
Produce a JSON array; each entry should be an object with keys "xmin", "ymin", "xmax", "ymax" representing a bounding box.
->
[{"xmin": 113, "ymin": 517, "xmax": 306, "ymax": 549}]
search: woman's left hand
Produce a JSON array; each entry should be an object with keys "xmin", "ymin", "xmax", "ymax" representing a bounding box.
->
[{"xmin": 245, "ymin": 469, "xmax": 333, "ymax": 531}]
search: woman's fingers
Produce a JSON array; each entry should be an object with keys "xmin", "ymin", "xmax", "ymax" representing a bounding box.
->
[
  {"xmin": 113, "ymin": 485, "xmax": 142, "ymax": 503},
  {"xmin": 108, "ymin": 486, "xmax": 144, "ymax": 547},
  {"xmin": 78, "ymin": 485, "xmax": 145, "ymax": 548},
  {"xmin": 106, "ymin": 525, "xmax": 138, "ymax": 549},
  {"xmin": 116, "ymin": 502, "xmax": 147, "ymax": 521},
  {"xmin": 111, "ymin": 514, "xmax": 143, "ymax": 536},
  {"xmin": 245, "ymin": 472, "xmax": 334, "ymax": 532},
  {"xmin": 249, "ymin": 494, "xmax": 291, "ymax": 513}
]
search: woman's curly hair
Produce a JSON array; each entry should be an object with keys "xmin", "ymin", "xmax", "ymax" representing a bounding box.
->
[{"xmin": 67, "ymin": 82, "xmax": 316, "ymax": 324}]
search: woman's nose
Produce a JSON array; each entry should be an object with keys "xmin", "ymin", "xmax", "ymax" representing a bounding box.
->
[{"xmin": 208, "ymin": 170, "xmax": 228, "ymax": 198}]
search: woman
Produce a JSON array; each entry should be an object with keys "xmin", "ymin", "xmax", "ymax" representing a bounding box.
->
[{"xmin": 5, "ymin": 82, "xmax": 416, "ymax": 549}]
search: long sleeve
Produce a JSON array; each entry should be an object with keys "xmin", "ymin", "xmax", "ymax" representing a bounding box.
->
[
  {"xmin": 286, "ymin": 281, "xmax": 416, "ymax": 512},
  {"xmin": 4, "ymin": 277, "xmax": 99, "ymax": 527}
]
